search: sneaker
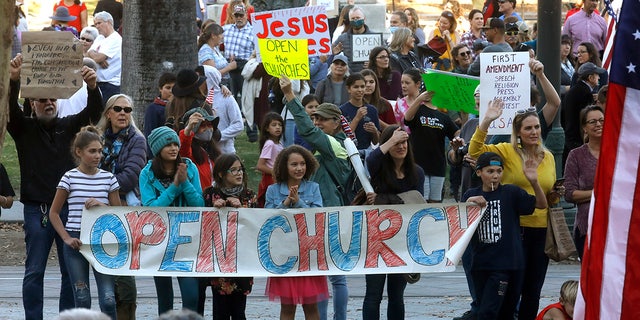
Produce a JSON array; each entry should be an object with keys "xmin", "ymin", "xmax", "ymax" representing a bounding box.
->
[
  {"xmin": 245, "ymin": 123, "xmax": 258, "ymax": 143},
  {"xmin": 452, "ymin": 310, "xmax": 474, "ymax": 320}
]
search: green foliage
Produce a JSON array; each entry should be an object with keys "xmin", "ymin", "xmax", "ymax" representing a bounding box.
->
[{"xmin": 1, "ymin": 135, "xmax": 21, "ymax": 195}]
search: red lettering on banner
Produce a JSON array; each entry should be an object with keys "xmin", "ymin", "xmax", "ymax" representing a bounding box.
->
[
  {"xmin": 253, "ymin": 13, "xmax": 273, "ymax": 38},
  {"xmin": 125, "ymin": 210, "xmax": 167, "ymax": 270},
  {"xmin": 287, "ymin": 18, "xmax": 301, "ymax": 36},
  {"xmin": 196, "ymin": 210, "xmax": 239, "ymax": 273},
  {"xmin": 445, "ymin": 205, "xmax": 464, "ymax": 250},
  {"xmin": 364, "ymin": 209, "xmax": 406, "ymax": 268},
  {"xmin": 315, "ymin": 14, "xmax": 328, "ymax": 32},
  {"xmin": 295, "ymin": 213, "xmax": 328, "ymax": 271}
]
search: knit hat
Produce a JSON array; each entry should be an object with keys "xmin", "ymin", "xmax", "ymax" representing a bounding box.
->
[
  {"xmin": 475, "ymin": 152, "xmax": 503, "ymax": 171},
  {"xmin": 148, "ymin": 126, "xmax": 180, "ymax": 157}
]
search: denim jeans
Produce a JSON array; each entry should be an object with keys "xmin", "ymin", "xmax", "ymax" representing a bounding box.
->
[
  {"xmin": 362, "ymin": 274, "xmax": 407, "ymax": 320},
  {"xmin": 461, "ymin": 245, "xmax": 477, "ymax": 314},
  {"xmin": 154, "ymin": 276, "xmax": 200, "ymax": 315},
  {"xmin": 22, "ymin": 203, "xmax": 74, "ymax": 320},
  {"xmin": 64, "ymin": 231, "xmax": 117, "ymax": 319},
  {"xmin": 423, "ymin": 175, "xmax": 445, "ymax": 202},
  {"xmin": 318, "ymin": 275, "xmax": 348, "ymax": 320},
  {"xmin": 518, "ymin": 227, "xmax": 549, "ymax": 320},
  {"xmin": 472, "ymin": 269, "xmax": 523, "ymax": 320},
  {"xmin": 97, "ymin": 82, "xmax": 121, "ymax": 106}
]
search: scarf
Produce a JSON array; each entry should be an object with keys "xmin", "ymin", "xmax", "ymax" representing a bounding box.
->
[
  {"xmin": 153, "ymin": 97, "xmax": 168, "ymax": 106},
  {"xmin": 219, "ymin": 185, "xmax": 244, "ymax": 198},
  {"xmin": 100, "ymin": 125, "xmax": 131, "ymax": 173}
]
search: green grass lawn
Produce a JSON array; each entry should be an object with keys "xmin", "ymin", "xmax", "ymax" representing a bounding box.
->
[{"xmin": 0, "ymin": 131, "xmax": 263, "ymax": 197}]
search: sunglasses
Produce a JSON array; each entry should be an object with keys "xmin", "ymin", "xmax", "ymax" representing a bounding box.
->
[
  {"xmin": 80, "ymin": 37, "xmax": 93, "ymax": 42},
  {"xmin": 516, "ymin": 107, "xmax": 537, "ymax": 114},
  {"xmin": 505, "ymin": 31, "xmax": 519, "ymax": 36},
  {"xmin": 36, "ymin": 98, "xmax": 57, "ymax": 103},
  {"xmin": 112, "ymin": 106, "xmax": 133, "ymax": 113},
  {"xmin": 498, "ymin": 0, "xmax": 508, "ymax": 3},
  {"xmin": 459, "ymin": 51, "xmax": 471, "ymax": 57}
]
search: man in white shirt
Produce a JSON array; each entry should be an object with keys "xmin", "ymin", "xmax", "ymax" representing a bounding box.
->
[{"xmin": 87, "ymin": 11, "xmax": 122, "ymax": 105}]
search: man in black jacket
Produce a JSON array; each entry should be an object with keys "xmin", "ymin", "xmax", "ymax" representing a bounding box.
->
[
  {"xmin": 561, "ymin": 62, "xmax": 606, "ymax": 166},
  {"xmin": 8, "ymin": 54, "xmax": 104, "ymax": 320}
]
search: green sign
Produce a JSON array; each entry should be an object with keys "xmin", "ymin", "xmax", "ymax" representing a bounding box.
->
[{"xmin": 421, "ymin": 69, "xmax": 480, "ymax": 115}]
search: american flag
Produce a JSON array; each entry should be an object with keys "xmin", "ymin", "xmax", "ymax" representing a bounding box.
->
[{"xmin": 574, "ymin": 0, "xmax": 640, "ymax": 318}]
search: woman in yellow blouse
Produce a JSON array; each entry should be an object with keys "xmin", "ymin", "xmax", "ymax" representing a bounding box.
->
[{"xmin": 468, "ymin": 99, "xmax": 563, "ymax": 320}]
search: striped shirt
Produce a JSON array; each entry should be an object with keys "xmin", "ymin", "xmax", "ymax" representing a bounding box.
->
[{"xmin": 57, "ymin": 168, "xmax": 119, "ymax": 232}]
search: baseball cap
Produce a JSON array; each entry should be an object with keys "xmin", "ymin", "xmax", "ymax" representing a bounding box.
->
[
  {"xmin": 475, "ymin": 152, "xmax": 504, "ymax": 171},
  {"xmin": 578, "ymin": 62, "xmax": 606, "ymax": 76},
  {"xmin": 332, "ymin": 54, "xmax": 349, "ymax": 65}
]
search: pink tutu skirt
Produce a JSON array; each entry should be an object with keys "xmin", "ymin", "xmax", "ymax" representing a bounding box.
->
[{"xmin": 265, "ymin": 276, "xmax": 329, "ymax": 305}]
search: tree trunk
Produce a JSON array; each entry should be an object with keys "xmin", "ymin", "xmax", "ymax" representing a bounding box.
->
[
  {"xmin": 0, "ymin": 1, "xmax": 16, "ymax": 155},
  {"xmin": 121, "ymin": 0, "xmax": 198, "ymax": 129}
]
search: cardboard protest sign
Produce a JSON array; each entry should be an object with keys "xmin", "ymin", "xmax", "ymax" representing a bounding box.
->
[
  {"xmin": 20, "ymin": 31, "xmax": 83, "ymax": 99},
  {"xmin": 258, "ymin": 39, "xmax": 310, "ymax": 79},
  {"xmin": 351, "ymin": 33, "xmax": 383, "ymax": 62},
  {"xmin": 252, "ymin": 6, "xmax": 331, "ymax": 57},
  {"xmin": 479, "ymin": 52, "xmax": 530, "ymax": 135},
  {"xmin": 80, "ymin": 203, "xmax": 483, "ymax": 277},
  {"xmin": 422, "ymin": 69, "xmax": 480, "ymax": 115}
]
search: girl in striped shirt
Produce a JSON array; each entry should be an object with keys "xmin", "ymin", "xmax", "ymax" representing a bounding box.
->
[{"xmin": 49, "ymin": 126, "xmax": 121, "ymax": 319}]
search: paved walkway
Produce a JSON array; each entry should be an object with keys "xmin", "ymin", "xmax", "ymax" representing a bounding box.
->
[{"xmin": 0, "ymin": 264, "xmax": 580, "ymax": 319}]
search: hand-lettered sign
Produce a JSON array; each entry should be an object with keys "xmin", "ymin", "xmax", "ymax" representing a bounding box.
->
[
  {"xmin": 422, "ymin": 70, "xmax": 481, "ymax": 115},
  {"xmin": 21, "ymin": 31, "xmax": 83, "ymax": 99},
  {"xmin": 258, "ymin": 39, "xmax": 310, "ymax": 79},
  {"xmin": 351, "ymin": 33, "xmax": 383, "ymax": 62},
  {"xmin": 252, "ymin": 6, "xmax": 331, "ymax": 57},
  {"xmin": 479, "ymin": 52, "xmax": 531, "ymax": 135},
  {"xmin": 80, "ymin": 203, "xmax": 483, "ymax": 277}
]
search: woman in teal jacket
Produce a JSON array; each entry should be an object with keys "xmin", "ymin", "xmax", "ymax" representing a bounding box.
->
[{"xmin": 139, "ymin": 126, "xmax": 204, "ymax": 315}]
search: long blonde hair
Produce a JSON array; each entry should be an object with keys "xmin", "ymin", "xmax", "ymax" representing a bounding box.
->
[{"xmin": 510, "ymin": 112, "xmax": 547, "ymax": 162}]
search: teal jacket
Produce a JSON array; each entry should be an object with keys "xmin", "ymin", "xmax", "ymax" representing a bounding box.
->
[
  {"xmin": 139, "ymin": 158, "xmax": 204, "ymax": 207},
  {"xmin": 286, "ymin": 98, "xmax": 352, "ymax": 207}
]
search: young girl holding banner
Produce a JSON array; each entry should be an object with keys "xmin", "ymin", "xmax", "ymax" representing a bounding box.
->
[
  {"xmin": 264, "ymin": 145, "xmax": 328, "ymax": 320},
  {"xmin": 49, "ymin": 126, "xmax": 121, "ymax": 319}
]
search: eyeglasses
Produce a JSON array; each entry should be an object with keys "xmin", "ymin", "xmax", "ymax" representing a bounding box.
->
[
  {"xmin": 516, "ymin": 107, "xmax": 537, "ymax": 114},
  {"xmin": 226, "ymin": 167, "xmax": 243, "ymax": 175},
  {"xmin": 112, "ymin": 106, "xmax": 133, "ymax": 113},
  {"xmin": 36, "ymin": 98, "xmax": 57, "ymax": 103},
  {"xmin": 234, "ymin": 13, "xmax": 245, "ymax": 17},
  {"xmin": 459, "ymin": 51, "xmax": 471, "ymax": 57},
  {"xmin": 586, "ymin": 118, "xmax": 604, "ymax": 125},
  {"xmin": 80, "ymin": 37, "xmax": 93, "ymax": 42},
  {"xmin": 505, "ymin": 31, "xmax": 519, "ymax": 36},
  {"xmin": 376, "ymin": 55, "xmax": 389, "ymax": 60}
]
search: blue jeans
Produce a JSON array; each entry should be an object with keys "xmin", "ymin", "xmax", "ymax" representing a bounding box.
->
[
  {"xmin": 318, "ymin": 275, "xmax": 348, "ymax": 320},
  {"xmin": 97, "ymin": 82, "xmax": 121, "ymax": 106},
  {"xmin": 461, "ymin": 245, "xmax": 477, "ymax": 314},
  {"xmin": 423, "ymin": 175, "xmax": 445, "ymax": 202},
  {"xmin": 518, "ymin": 227, "xmax": 549, "ymax": 320},
  {"xmin": 22, "ymin": 203, "xmax": 74, "ymax": 320},
  {"xmin": 154, "ymin": 276, "xmax": 200, "ymax": 315},
  {"xmin": 64, "ymin": 231, "xmax": 117, "ymax": 319},
  {"xmin": 362, "ymin": 274, "xmax": 407, "ymax": 320},
  {"xmin": 282, "ymin": 119, "xmax": 296, "ymax": 147}
]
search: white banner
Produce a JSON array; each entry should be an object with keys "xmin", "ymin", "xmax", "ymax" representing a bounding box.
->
[
  {"xmin": 79, "ymin": 203, "xmax": 482, "ymax": 277},
  {"xmin": 251, "ymin": 6, "xmax": 331, "ymax": 58},
  {"xmin": 479, "ymin": 51, "xmax": 531, "ymax": 135}
]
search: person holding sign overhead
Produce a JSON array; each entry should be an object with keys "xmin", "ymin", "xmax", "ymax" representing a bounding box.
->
[
  {"xmin": 8, "ymin": 54, "xmax": 104, "ymax": 320},
  {"xmin": 468, "ymin": 99, "xmax": 563, "ymax": 320}
]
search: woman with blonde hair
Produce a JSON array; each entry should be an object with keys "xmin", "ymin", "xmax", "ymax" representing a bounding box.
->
[
  {"xmin": 389, "ymin": 27, "xmax": 423, "ymax": 74},
  {"xmin": 403, "ymin": 8, "xmax": 425, "ymax": 45}
]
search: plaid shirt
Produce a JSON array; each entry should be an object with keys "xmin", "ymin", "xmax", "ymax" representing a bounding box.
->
[
  {"xmin": 459, "ymin": 30, "xmax": 486, "ymax": 60},
  {"xmin": 223, "ymin": 23, "xmax": 255, "ymax": 61}
]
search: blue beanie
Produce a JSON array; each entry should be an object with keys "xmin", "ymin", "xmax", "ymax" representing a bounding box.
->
[{"xmin": 148, "ymin": 126, "xmax": 180, "ymax": 157}]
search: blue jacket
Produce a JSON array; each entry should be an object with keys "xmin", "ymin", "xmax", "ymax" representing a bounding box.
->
[
  {"xmin": 139, "ymin": 158, "xmax": 204, "ymax": 207},
  {"xmin": 265, "ymin": 180, "xmax": 323, "ymax": 209},
  {"xmin": 105, "ymin": 127, "xmax": 147, "ymax": 194}
]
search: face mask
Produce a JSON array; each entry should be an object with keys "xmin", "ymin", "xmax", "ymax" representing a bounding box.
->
[
  {"xmin": 351, "ymin": 19, "xmax": 365, "ymax": 29},
  {"xmin": 195, "ymin": 129, "xmax": 213, "ymax": 141},
  {"xmin": 389, "ymin": 26, "xmax": 398, "ymax": 34}
]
